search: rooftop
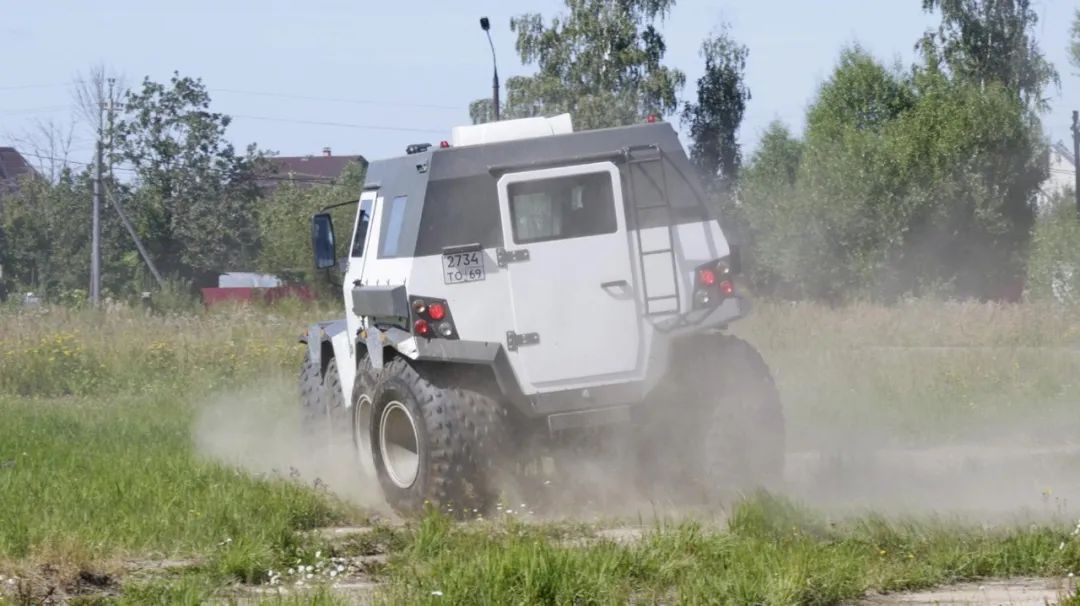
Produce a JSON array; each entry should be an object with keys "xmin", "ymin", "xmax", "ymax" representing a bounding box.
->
[{"xmin": 259, "ymin": 148, "xmax": 365, "ymax": 188}]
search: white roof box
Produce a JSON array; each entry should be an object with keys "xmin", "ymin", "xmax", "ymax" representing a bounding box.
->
[{"xmin": 450, "ymin": 113, "xmax": 573, "ymax": 147}]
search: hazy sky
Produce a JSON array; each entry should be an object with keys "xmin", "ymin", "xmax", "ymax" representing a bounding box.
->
[{"xmin": 2, "ymin": 1, "xmax": 1077, "ymax": 166}]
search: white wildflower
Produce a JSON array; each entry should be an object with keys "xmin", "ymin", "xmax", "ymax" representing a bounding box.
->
[
  {"xmin": 431, "ymin": 590, "xmax": 444, "ymax": 597},
  {"xmin": 315, "ymin": 550, "xmax": 321, "ymax": 558},
  {"xmin": 330, "ymin": 570, "xmax": 338, "ymax": 578},
  {"xmin": 306, "ymin": 573, "xmax": 314, "ymax": 580}
]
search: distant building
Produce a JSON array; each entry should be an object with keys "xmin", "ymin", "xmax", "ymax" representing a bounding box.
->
[
  {"xmin": 0, "ymin": 146, "xmax": 38, "ymax": 197},
  {"xmin": 258, "ymin": 147, "xmax": 365, "ymax": 190},
  {"xmin": 1038, "ymin": 142, "xmax": 1075, "ymax": 212}
]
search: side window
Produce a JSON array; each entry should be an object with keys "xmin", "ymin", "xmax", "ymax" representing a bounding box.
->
[
  {"xmin": 507, "ymin": 172, "xmax": 616, "ymax": 244},
  {"xmin": 379, "ymin": 195, "xmax": 408, "ymax": 258},
  {"xmin": 350, "ymin": 199, "xmax": 373, "ymax": 257}
]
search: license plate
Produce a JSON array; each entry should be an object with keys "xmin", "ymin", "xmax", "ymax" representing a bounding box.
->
[{"xmin": 442, "ymin": 251, "xmax": 486, "ymax": 284}]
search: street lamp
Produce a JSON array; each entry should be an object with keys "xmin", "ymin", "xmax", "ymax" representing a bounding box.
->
[{"xmin": 480, "ymin": 16, "xmax": 500, "ymax": 121}]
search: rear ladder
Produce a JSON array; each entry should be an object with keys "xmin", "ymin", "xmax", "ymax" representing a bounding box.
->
[{"xmin": 624, "ymin": 145, "xmax": 681, "ymax": 316}]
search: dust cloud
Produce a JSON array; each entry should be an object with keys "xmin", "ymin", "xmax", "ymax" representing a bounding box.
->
[
  {"xmin": 191, "ymin": 374, "xmax": 1080, "ymax": 525},
  {"xmin": 785, "ymin": 420, "xmax": 1080, "ymax": 520},
  {"xmin": 192, "ymin": 376, "xmax": 388, "ymax": 512}
]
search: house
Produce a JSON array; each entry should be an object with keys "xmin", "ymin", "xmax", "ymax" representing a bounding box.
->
[
  {"xmin": 1038, "ymin": 142, "xmax": 1076, "ymax": 212},
  {"xmin": 0, "ymin": 147, "xmax": 37, "ymax": 197},
  {"xmin": 258, "ymin": 147, "xmax": 365, "ymax": 190}
]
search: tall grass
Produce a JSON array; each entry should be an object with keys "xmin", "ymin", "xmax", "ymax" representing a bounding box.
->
[
  {"xmin": 0, "ymin": 301, "xmax": 363, "ymax": 597},
  {"xmin": 2, "ymin": 299, "xmax": 1079, "ymax": 603},
  {"xmin": 0, "ymin": 304, "xmax": 305, "ymax": 397},
  {"xmin": 378, "ymin": 493, "xmax": 1080, "ymax": 605},
  {"xmin": 736, "ymin": 300, "xmax": 1080, "ymax": 446}
]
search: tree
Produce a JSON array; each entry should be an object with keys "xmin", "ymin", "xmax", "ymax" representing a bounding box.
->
[
  {"xmin": 256, "ymin": 162, "xmax": 366, "ymax": 287},
  {"xmin": 1070, "ymin": 9, "xmax": 1080, "ymax": 74},
  {"xmin": 921, "ymin": 0, "xmax": 1058, "ymax": 110},
  {"xmin": 111, "ymin": 73, "xmax": 267, "ymax": 283},
  {"xmin": 737, "ymin": 121, "xmax": 803, "ymax": 295},
  {"xmin": 681, "ymin": 26, "xmax": 750, "ymax": 192},
  {"xmin": 10, "ymin": 119, "xmax": 76, "ymax": 183},
  {"xmin": 738, "ymin": 44, "xmax": 1045, "ymax": 302},
  {"xmin": 0, "ymin": 169, "xmax": 131, "ymax": 300},
  {"xmin": 1027, "ymin": 190, "xmax": 1080, "ymax": 304},
  {"xmin": 471, "ymin": 0, "xmax": 685, "ymax": 130}
]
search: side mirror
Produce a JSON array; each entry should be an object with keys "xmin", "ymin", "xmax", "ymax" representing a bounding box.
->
[{"xmin": 311, "ymin": 213, "xmax": 337, "ymax": 270}]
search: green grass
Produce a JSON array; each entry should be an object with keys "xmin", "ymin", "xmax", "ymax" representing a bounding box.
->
[
  {"xmin": 0, "ymin": 303, "xmax": 365, "ymax": 603},
  {"xmin": 736, "ymin": 300, "xmax": 1080, "ymax": 447},
  {"xmin": 373, "ymin": 494, "xmax": 1080, "ymax": 605},
  {"xmin": 2, "ymin": 300, "xmax": 1080, "ymax": 604},
  {"xmin": 0, "ymin": 389, "xmax": 347, "ymax": 569}
]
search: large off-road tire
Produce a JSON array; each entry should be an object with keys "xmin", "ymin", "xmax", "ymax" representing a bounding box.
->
[
  {"xmin": 702, "ymin": 336, "xmax": 785, "ymax": 494},
  {"xmin": 638, "ymin": 335, "xmax": 785, "ymax": 501},
  {"xmin": 350, "ymin": 354, "xmax": 378, "ymax": 479},
  {"xmin": 367, "ymin": 357, "xmax": 506, "ymax": 516},
  {"xmin": 322, "ymin": 357, "xmax": 347, "ymax": 429},
  {"xmin": 299, "ymin": 350, "xmax": 325, "ymax": 433}
]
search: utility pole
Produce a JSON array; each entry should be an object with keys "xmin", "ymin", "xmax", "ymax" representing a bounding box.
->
[
  {"xmin": 99, "ymin": 78, "xmax": 162, "ymax": 289},
  {"xmin": 480, "ymin": 17, "xmax": 500, "ymax": 121},
  {"xmin": 90, "ymin": 99, "xmax": 103, "ymax": 307},
  {"xmin": 104, "ymin": 186, "xmax": 164, "ymax": 288},
  {"xmin": 1073, "ymin": 110, "xmax": 1079, "ymax": 218}
]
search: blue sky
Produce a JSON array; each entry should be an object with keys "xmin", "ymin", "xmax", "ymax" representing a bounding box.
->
[{"xmin": 2, "ymin": 1, "xmax": 1077, "ymax": 166}]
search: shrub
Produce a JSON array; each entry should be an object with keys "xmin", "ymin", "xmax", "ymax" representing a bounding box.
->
[{"xmin": 1027, "ymin": 193, "xmax": 1080, "ymax": 305}]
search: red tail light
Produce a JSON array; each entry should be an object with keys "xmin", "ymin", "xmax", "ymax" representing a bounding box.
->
[
  {"xmin": 693, "ymin": 257, "xmax": 737, "ymax": 309},
  {"xmin": 428, "ymin": 302, "xmax": 446, "ymax": 321},
  {"xmin": 408, "ymin": 296, "xmax": 458, "ymax": 340}
]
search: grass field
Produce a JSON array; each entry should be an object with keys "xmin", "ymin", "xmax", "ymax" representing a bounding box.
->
[{"xmin": 1, "ymin": 300, "xmax": 1079, "ymax": 604}]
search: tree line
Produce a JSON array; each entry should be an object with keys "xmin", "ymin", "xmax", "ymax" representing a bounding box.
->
[
  {"xmin": 0, "ymin": 72, "xmax": 361, "ymax": 304},
  {"xmin": 468, "ymin": 0, "xmax": 1079, "ymax": 303},
  {"xmin": 2, "ymin": 0, "xmax": 1079, "ymax": 305}
]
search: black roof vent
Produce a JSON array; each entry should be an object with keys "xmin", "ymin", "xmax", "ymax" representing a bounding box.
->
[{"xmin": 406, "ymin": 143, "xmax": 432, "ymax": 155}]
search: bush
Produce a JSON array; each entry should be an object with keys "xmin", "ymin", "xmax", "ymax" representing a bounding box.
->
[
  {"xmin": 738, "ymin": 47, "xmax": 1046, "ymax": 302},
  {"xmin": 1027, "ymin": 193, "xmax": 1080, "ymax": 305}
]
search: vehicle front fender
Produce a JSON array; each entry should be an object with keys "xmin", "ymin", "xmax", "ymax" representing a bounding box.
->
[{"xmin": 300, "ymin": 319, "xmax": 356, "ymax": 405}]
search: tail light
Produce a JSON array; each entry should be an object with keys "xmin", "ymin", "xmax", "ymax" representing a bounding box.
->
[
  {"xmin": 409, "ymin": 296, "xmax": 458, "ymax": 340},
  {"xmin": 427, "ymin": 302, "xmax": 446, "ymax": 321},
  {"xmin": 693, "ymin": 257, "xmax": 736, "ymax": 309}
]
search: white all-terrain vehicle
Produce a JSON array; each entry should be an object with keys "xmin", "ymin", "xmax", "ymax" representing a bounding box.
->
[{"xmin": 301, "ymin": 115, "xmax": 783, "ymax": 515}]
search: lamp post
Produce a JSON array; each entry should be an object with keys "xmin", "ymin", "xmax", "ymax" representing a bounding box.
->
[{"xmin": 480, "ymin": 17, "xmax": 500, "ymax": 121}]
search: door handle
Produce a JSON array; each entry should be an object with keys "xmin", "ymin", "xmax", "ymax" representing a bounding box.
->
[{"xmin": 600, "ymin": 279, "xmax": 633, "ymax": 301}]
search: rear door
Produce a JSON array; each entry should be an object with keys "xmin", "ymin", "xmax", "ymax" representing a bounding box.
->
[{"xmin": 496, "ymin": 162, "xmax": 643, "ymax": 393}]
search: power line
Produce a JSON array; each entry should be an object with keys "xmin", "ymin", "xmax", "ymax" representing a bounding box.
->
[
  {"xmin": 0, "ymin": 83, "xmax": 66, "ymax": 91},
  {"xmin": 0, "ymin": 105, "xmax": 70, "ymax": 115},
  {"xmin": 18, "ymin": 150, "xmax": 137, "ymax": 172},
  {"xmin": 230, "ymin": 113, "xmax": 445, "ymax": 134},
  {"xmin": 212, "ymin": 88, "xmax": 462, "ymax": 111}
]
